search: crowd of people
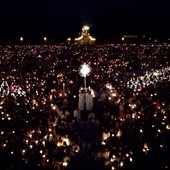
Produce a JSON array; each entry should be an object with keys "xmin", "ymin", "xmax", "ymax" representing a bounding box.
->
[{"xmin": 0, "ymin": 43, "xmax": 170, "ymax": 170}]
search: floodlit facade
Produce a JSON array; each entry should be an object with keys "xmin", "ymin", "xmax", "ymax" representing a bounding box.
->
[{"xmin": 75, "ymin": 25, "xmax": 96, "ymax": 44}]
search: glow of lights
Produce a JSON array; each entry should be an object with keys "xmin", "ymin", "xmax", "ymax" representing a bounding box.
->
[
  {"xmin": 75, "ymin": 35, "xmax": 83, "ymax": 41},
  {"xmin": 121, "ymin": 37, "xmax": 125, "ymax": 41},
  {"xmin": 116, "ymin": 130, "xmax": 122, "ymax": 137},
  {"xmin": 63, "ymin": 162, "xmax": 68, "ymax": 167},
  {"xmin": 67, "ymin": 37, "xmax": 71, "ymax": 41},
  {"xmin": 57, "ymin": 141, "xmax": 63, "ymax": 147},
  {"xmin": 79, "ymin": 63, "xmax": 91, "ymax": 77},
  {"xmin": 157, "ymin": 129, "xmax": 161, "ymax": 133},
  {"xmin": 120, "ymin": 161, "xmax": 124, "ymax": 167},
  {"xmin": 160, "ymin": 144, "xmax": 163, "ymax": 148},
  {"xmin": 43, "ymin": 37, "xmax": 47, "ymax": 41},
  {"xmin": 103, "ymin": 132, "xmax": 110, "ymax": 141},
  {"xmin": 153, "ymin": 71, "xmax": 159, "ymax": 76},
  {"xmin": 101, "ymin": 141, "xmax": 106, "ymax": 145},
  {"xmin": 52, "ymin": 105, "xmax": 56, "ymax": 110},
  {"xmin": 111, "ymin": 92, "xmax": 117, "ymax": 97},
  {"xmin": 82, "ymin": 25, "xmax": 90, "ymax": 31},
  {"xmin": 62, "ymin": 137, "xmax": 70, "ymax": 146},
  {"xmin": 129, "ymin": 104, "xmax": 136, "ymax": 110},
  {"xmin": 42, "ymin": 141, "xmax": 45, "ymax": 146},
  {"xmin": 106, "ymin": 83, "xmax": 112, "ymax": 90},
  {"xmin": 129, "ymin": 157, "xmax": 133, "ymax": 162},
  {"xmin": 166, "ymin": 125, "xmax": 170, "ymax": 130},
  {"xmin": 110, "ymin": 158, "xmax": 114, "ymax": 162},
  {"xmin": 139, "ymin": 129, "xmax": 143, "ymax": 133},
  {"xmin": 20, "ymin": 37, "xmax": 24, "ymax": 41},
  {"xmin": 143, "ymin": 143, "xmax": 150, "ymax": 153},
  {"xmin": 112, "ymin": 166, "xmax": 115, "ymax": 170},
  {"xmin": 22, "ymin": 150, "xmax": 26, "ymax": 154},
  {"xmin": 89, "ymin": 36, "xmax": 96, "ymax": 41}
]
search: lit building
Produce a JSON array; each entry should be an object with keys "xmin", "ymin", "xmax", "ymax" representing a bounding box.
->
[{"xmin": 75, "ymin": 25, "xmax": 96, "ymax": 44}]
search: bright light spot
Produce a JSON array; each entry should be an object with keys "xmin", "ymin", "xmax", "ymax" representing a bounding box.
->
[
  {"xmin": 79, "ymin": 63, "xmax": 91, "ymax": 77},
  {"xmin": 63, "ymin": 162, "xmax": 68, "ymax": 167},
  {"xmin": 43, "ymin": 37, "xmax": 47, "ymax": 41},
  {"xmin": 20, "ymin": 37, "xmax": 24, "ymax": 41},
  {"xmin": 67, "ymin": 37, "xmax": 71, "ymax": 41},
  {"xmin": 166, "ymin": 125, "xmax": 170, "ymax": 130},
  {"xmin": 120, "ymin": 161, "xmax": 124, "ymax": 167},
  {"xmin": 82, "ymin": 25, "xmax": 90, "ymax": 31}
]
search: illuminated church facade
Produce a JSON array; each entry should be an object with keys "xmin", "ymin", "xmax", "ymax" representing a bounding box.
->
[{"xmin": 74, "ymin": 25, "xmax": 96, "ymax": 44}]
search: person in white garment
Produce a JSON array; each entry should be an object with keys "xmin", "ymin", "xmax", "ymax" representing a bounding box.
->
[
  {"xmin": 85, "ymin": 89, "xmax": 93, "ymax": 111},
  {"xmin": 78, "ymin": 89, "xmax": 85, "ymax": 111},
  {"xmin": 73, "ymin": 107, "xmax": 81, "ymax": 120}
]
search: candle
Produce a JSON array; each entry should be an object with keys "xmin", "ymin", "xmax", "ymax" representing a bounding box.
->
[{"xmin": 63, "ymin": 83, "xmax": 65, "ymax": 91}]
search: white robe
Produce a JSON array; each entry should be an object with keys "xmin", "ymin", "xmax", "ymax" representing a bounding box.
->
[
  {"xmin": 78, "ymin": 93, "xmax": 85, "ymax": 110},
  {"xmin": 85, "ymin": 93, "xmax": 93, "ymax": 110}
]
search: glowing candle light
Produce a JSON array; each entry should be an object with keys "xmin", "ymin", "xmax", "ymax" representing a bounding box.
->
[
  {"xmin": 166, "ymin": 125, "xmax": 170, "ymax": 130},
  {"xmin": 120, "ymin": 161, "xmax": 124, "ymax": 167},
  {"xmin": 63, "ymin": 162, "xmax": 68, "ymax": 167},
  {"xmin": 116, "ymin": 129, "xmax": 122, "ymax": 137},
  {"xmin": 101, "ymin": 141, "xmax": 106, "ymax": 145},
  {"xmin": 22, "ymin": 149, "xmax": 26, "ymax": 154},
  {"xmin": 139, "ymin": 129, "xmax": 143, "ymax": 133},
  {"xmin": 110, "ymin": 158, "xmax": 114, "ymax": 162},
  {"xmin": 112, "ymin": 166, "xmax": 115, "ymax": 170},
  {"xmin": 63, "ymin": 83, "xmax": 65, "ymax": 91},
  {"xmin": 42, "ymin": 141, "xmax": 45, "ymax": 146}
]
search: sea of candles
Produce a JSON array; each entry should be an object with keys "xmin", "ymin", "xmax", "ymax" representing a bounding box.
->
[{"xmin": 0, "ymin": 44, "xmax": 169, "ymax": 170}]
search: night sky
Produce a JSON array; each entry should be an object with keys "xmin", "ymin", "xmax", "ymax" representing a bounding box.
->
[{"xmin": 0, "ymin": 0, "xmax": 170, "ymax": 42}]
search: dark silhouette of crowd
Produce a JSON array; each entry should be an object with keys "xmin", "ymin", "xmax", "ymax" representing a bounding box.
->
[{"xmin": 0, "ymin": 43, "xmax": 170, "ymax": 170}]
